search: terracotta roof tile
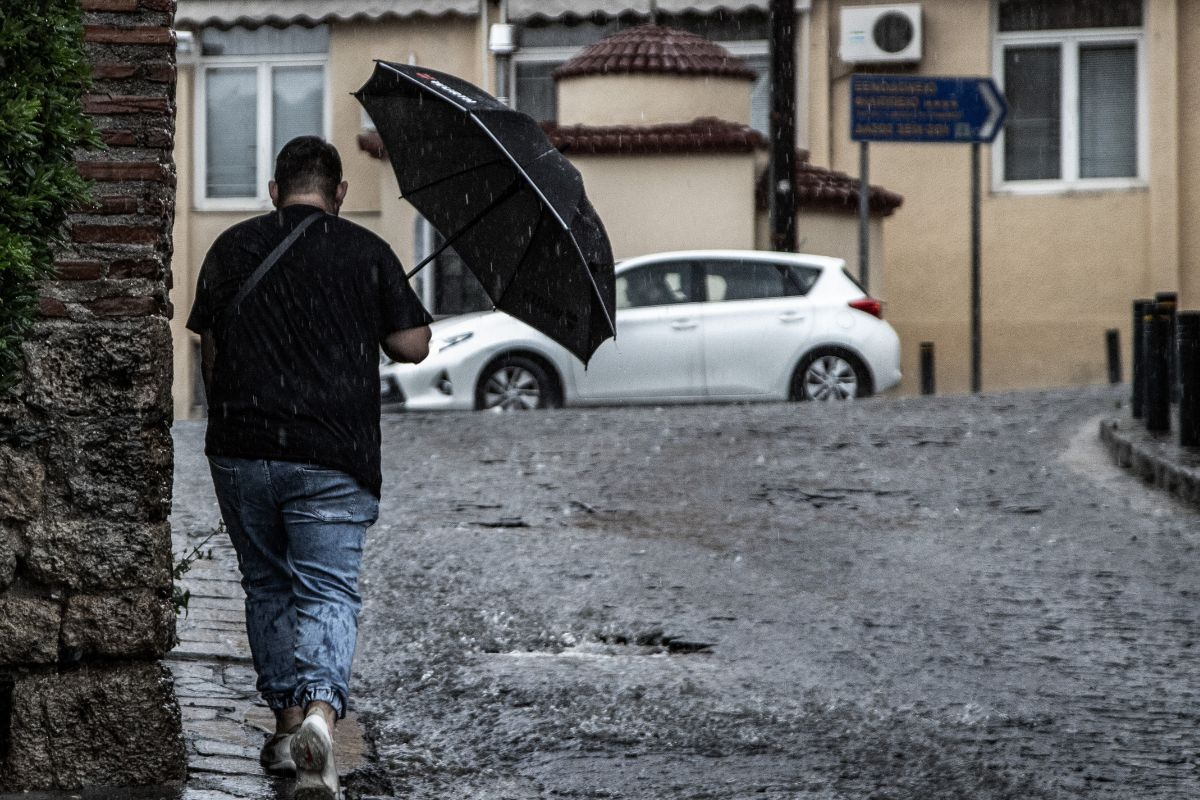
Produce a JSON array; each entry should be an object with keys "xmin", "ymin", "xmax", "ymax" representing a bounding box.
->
[
  {"xmin": 542, "ymin": 118, "xmax": 764, "ymax": 155},
  {"xmin": 554, "ymin": 25, "xmax": 757, "ymax": 81},
  {"xmin": 357, "ymin": 128, "xmax": 903, "ymax": 218},
  {"xmin": 757, "ymin": 157, "xmax": 904, "ymax": 217}
]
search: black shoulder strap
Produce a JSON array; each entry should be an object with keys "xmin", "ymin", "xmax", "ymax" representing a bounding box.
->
[{"xmin": 225, "ymin": 210, "xmax": 324, "ymax": 322}]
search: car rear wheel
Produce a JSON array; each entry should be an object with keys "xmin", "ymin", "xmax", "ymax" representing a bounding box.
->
[
  {"xmin": 475, "ymin": 355, "xmax": 555, "ymax": 411},
  {"xmin": 793, "ymin": 350, "xmax": 868, "ymax": 401}
]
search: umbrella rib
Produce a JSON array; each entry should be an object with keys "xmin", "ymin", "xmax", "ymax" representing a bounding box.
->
[
  {"xmin": 398, "ymin": 157, "xmax": 511, "ymax": 202},
  {"xmin": 405, "ymin": 179, "xmax": 523, "ymax": 279},
  {"xmin": 464, "ymin": 115, "xmax": 617, "ymax": 339}
]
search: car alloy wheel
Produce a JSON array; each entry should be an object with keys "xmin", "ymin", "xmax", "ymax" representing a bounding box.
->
[
  {"xmin": 477, "ymin": 356, "xmax": 553, "ymax": 411},
  {"xmin": 802, "ymin": 354, "xmax": 859, "ymax": 401}
]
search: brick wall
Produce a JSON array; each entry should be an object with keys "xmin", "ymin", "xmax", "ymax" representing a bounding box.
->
[{"xmin": 0, "ymin": 0, "xmax": 185, "ymax": 789}]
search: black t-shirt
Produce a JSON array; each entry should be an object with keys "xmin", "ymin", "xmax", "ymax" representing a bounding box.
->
[{"xmin": 186, "ymin": 204, "xmax": 432, "ymax": 497}]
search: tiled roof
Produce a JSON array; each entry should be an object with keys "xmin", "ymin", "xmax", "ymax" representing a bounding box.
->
[
  {"xmin": 553, "ymin": 25, "xmax": 757, "ymax": 81},
  {"xmin": 357, "ymin": 128, "xmax": 903, "ymax": 218},
  {"xmin": 757, "ymin": 157, "xmax": 905, "ymax": 217},
  {"xmin": 542, "ymin": 118, "xmax": 764, "ymax": 155},
  {"xmin": 175, "ymin": 0, "xmax": 475, "ymax": 28}
]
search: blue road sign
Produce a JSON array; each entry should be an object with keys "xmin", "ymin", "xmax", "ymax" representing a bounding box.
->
[{"xmin": 851, "ymin": 75, "xmax": 1008, "ymax": 144}]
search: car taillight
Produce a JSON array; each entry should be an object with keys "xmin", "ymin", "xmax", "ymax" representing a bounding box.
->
[{"xmin": 849, "ymin": 298, "xmax": 883, "ymax": 319}]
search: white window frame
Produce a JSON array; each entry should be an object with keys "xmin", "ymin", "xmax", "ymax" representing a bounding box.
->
[
  {"xmin": 510, "ymin": 45, "xmax": 580, "ymax": 119},
  {"xmin": 992, "ymin": 24, "xmax": 1147, "ymax": 195},
  {"xmin": 193, "ymin": 45, "xmax": 331, "ymax": 212}
]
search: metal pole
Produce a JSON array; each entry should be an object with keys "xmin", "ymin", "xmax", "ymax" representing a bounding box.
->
[
  {"xmin": 970, "ymin": 142, "xmax": 981, "ymax": 394},
  {"xmin": 1105, "ymin": 329, "xmax": 1121, "ymax": 384},
  {"xmin": 1155, "ymin": 291, "xmax": 1178, "ymax": 403},
  {"xmin": 1132, "ymin": 298, "xmax": 1152, "ymax": 418},
  {"xmin": 920, "ymin": 342, "xmax": 935, "ymax": 395},
  {"xmin": 1180, "ymin": 312, "xmax": 1200, "ymax": 446},
  {"xmin": 768, "ymin": 0, "xmax": 797, "ymax": 252},
  {"xmin": 1146, "ymin": 302, "xmax": 1171, "ymax": 433},
  {"xmin": 858, "ymin": 141, "xmax": 870, "ymax": 292}
]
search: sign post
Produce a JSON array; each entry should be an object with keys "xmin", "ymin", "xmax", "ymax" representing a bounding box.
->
[{"xmin": 850, "ymin": 74, "xmax": 1007, "ymax": 393}]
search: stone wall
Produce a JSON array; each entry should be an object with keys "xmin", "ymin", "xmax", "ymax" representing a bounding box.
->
[{"xmin": 0, "ymin": 0, "xmax": 185, "ymax": 789}]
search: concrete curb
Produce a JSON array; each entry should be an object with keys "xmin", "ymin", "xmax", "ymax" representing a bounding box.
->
[{"xmin": 1098, "ymin": 416, "xmax": 1200, "ymax": 507}]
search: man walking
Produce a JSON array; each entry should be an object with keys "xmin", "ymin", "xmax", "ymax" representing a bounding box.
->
[{"xmin": 186, "ymin": 136, "xmax": 432, "ymax": 799}]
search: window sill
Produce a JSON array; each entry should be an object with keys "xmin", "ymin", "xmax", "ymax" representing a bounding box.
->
[
  {"xmin": 193, "ymin": 198, "xmax": 274, "ymax": 214},
  {"xmin": 992, "ymin": 179, "xmax": 1148, "ymax": 197}
]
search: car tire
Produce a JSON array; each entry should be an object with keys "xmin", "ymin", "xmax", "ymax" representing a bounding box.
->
[
  {"xmin": 475, "ymin": 355, "xmax": 558, "ymax": 411},
  {"xmin": 792, "ymin": 349, "xmax": 871, "ymax": 401}
]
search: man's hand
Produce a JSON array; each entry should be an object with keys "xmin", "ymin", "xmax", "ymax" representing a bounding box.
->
[{"xmin": 382, "ymin": 325, "xmax": 431, "ymax": 364}]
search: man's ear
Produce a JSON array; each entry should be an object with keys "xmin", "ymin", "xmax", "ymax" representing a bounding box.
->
[
  {"xmin": 335, "ymin": 181, "xmax": 348, "ymax": 207},
  {"xmin": 268, "ymin": 181, "xmax": 280, "ymax": 207}
]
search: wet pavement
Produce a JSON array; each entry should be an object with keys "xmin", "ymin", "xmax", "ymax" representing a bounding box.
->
[
  {"xmin": 346, "ymin": 385, "xmax": 1200, "ymax": 799},
  {"xmin": 22, "ymin": 385, "xmax": 1199, "ymax": 799}
]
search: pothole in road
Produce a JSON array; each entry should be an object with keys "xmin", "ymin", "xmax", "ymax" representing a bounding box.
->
[
  {"xmin": 596, "ymin": 627, "xmax": 715, "ymax": 654},
  {"xmin": 486, "ymin": 628, "xmax": 715, "ymax": 659}
]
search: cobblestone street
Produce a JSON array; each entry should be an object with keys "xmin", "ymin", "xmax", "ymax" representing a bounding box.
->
[{"xmin": 170, "ymin": 386, "xmax": 1200, "ymax": 799}]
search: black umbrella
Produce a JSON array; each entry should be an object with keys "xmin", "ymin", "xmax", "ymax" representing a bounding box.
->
[{"xmin": 354, "ymin": 61, "xmax": 616, "ymax": 365}]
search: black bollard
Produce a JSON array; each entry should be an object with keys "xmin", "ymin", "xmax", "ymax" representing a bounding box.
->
[
  {"xmin": 1132, "ymin": 298, "xmax": 1152, "ymax": 418},
  {"xmin": 1106, "ymin": 329, "xmax": 1121, "ymax": 384},
  {"xmin": 920, "ymin": 342, "xmax": 935, "ymax": 396},
  {"xmin": 1179, "ymin": 312, "xmax": 1200, "ymax": 446},
  {"xmin": 1145, "ymin": 302, "xmax": 1172, "ymax": 433},
  {"xmin": 1156, "ymin": 291, "xmax": 1179, "ymax": 403}
]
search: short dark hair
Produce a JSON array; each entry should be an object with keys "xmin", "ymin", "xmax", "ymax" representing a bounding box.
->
[{"xmin": 273, "ymin": 136, "xmax": 342, "ymax": 203}]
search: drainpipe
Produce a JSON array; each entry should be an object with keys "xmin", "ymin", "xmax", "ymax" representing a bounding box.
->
[
  {"xmin": 489, "ymin": 0, "xmax": 517, "ymax": 108},
  {"xmin": 479, "ymin": 0, "xmax": 489, "ymax": 101}
]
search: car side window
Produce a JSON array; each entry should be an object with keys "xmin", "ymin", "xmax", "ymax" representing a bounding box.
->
[
  {"xmin": 703, "ymin": 260, "xmax": 817, "ymax": 302},
  {"xmin": 616, "ymin": 262, "xmax": 698, "ymax": 310}
]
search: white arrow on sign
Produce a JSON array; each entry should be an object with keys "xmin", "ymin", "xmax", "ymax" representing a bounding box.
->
[{"xmin": 978, "ymin": 79, "xmax": 1005, "ymax": 141}]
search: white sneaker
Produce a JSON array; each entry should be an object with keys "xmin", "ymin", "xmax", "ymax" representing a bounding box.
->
[
  {"xmin": 259, "ymin": 732, "xmax": 296, "ymax": 776},
  {"xmin": 290, "ymin": 714, "xmax": 340, "ymax": 800}
]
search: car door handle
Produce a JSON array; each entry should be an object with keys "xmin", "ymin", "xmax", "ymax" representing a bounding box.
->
[
  {"xmin": 778, "ymin": 311, "xmax": 806, "ymax": 323},
  {"xmin": 670, "ymin": 319, "xmax": 698, "ymax": 331}
]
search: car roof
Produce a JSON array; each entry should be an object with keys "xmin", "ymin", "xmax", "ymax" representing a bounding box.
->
[{"xmin": 615, "ymin": 250, "xmax": 847, "ymax": 274}]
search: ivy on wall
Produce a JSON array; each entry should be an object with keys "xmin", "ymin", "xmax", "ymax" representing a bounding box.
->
[{"xmin": 0, "ymin": 3, "xmax": 99, "ymax": 391}]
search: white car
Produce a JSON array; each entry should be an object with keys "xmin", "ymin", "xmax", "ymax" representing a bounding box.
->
[{"xmin": 381, "ymin": 250, "xmax": 901, "ymax": 411}]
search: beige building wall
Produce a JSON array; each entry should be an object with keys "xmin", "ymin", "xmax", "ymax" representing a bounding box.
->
[
  {"xmin": 571, "ymin": 154, "xmax": 758, "ymax": 258},
  {"xmin": 557, "ymin": 74, "xmax": 752, "ymax": 127},
  {"xmin": 811, "ymin": 0, "xmax": 1169, "ymax": 395},
  {"xmin": 170, "ymin": 17, "xmax": 483, "ymax": 418}
]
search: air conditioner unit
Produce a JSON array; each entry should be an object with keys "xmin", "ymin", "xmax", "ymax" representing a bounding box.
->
[{"xmin": 839, "ymin": 4, "xmax": 922, "ymax": 64}]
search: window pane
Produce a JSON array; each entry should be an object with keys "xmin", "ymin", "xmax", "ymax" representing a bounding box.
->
[
  {"xmin": 741, "ymin": 53, "xmax": 770, "ymax": 134},
  {"xmin": 704, "ymin": 260, "xmax": 789, "ymax": 301},
  {"xmin": 998, "ymin": 0, "xmax": 1141, "ymax": 32},
  {"xmin": 206, "ymin": 67, "xmax": 257, "ymax": 198},
  {"xmin": 1079, "ymin": 44, "xmax": 1137, "ymax": 178},
  {"xmin": 515, "ymin": 61, "xmax": 559, "ymax": 123},
  {"xmin": 272, "ymin": 65, "xmax": 324, "ymax": 161},
  {"xmin": 1003, "ymin": 46, "xmax": 1061, "ymax": 181},
  {"xmin": 617, "ymin": 264, "xmax": 694, "ymax": 309},
  {"xmin": 201, "ymin": 24, "xmax": 329, "ymax": 56}
]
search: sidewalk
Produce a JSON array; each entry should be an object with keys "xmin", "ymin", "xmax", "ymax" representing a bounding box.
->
[
  {"xmin": 1099, "ymin": 405, "xmax": 1200, "ymax": 508},
  {"xmin": 0, "ymin": 524, "xmax": 373, "ymax": 800},
  {"xmin": 167, "ymin": 524, "xmax": 372, "ymax": 800}
]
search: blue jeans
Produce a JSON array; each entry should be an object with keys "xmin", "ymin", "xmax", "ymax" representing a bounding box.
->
[{"xmin": 208, "ymin": 457, "xmax": 379, "ymax": 719}]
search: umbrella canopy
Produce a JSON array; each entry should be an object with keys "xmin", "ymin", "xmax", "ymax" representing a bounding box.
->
[{"xmin": 354, "ymin": 61, "xmax": 616, "ymax": 365}]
